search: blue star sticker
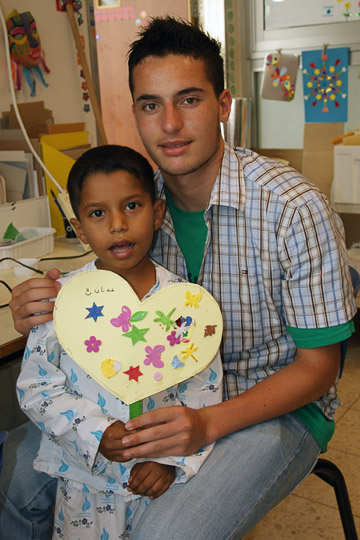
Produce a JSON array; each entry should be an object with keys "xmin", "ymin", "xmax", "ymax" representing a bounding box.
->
[{"xmin": 85, "ymin": 302, "xmax": 104, "ymax": 322}]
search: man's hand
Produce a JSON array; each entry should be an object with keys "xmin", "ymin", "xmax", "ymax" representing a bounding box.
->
[
  {"xmin": 127, "ymin": 461, "xmax": 175, "ymax": 499},
  {"xmin": 120, "ymin": 344, "xmax": 341, "ymax": 462},
  {"xmin": 10, "ymin": 268, "xmax": 61, "ymax": 336},
  {"xmin": 121, "ymin": 405, "xmax": 211, "ymax": 460},
  {"xmin": 99, "ymin": 420, "xmax": 140, "ymax": 462}
]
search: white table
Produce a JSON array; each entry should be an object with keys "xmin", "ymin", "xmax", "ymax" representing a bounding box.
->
[{"xmin": 0, "ymin": 236, "xmax": 95, "ymax": 359}]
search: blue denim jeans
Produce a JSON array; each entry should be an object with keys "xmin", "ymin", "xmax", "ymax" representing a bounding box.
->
[
  {"xmin": 0, "ymin": 422, "xmax": 56, "ymax": 540},
  {"xmin": 131, "ymin": 413, "xmax": 320, "ymax": 540},
  {"xmin": 0, "ymin": 414, "xmax": 319, "ymax": 540}
]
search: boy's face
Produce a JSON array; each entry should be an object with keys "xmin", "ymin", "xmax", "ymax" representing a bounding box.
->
[
  {"xmin": 70, "ymin": 170, "xmax": 165, "ymax": 279},
  {"xmin": 131, "ymin": 54, "xmax": 231, "ymax": 181}
]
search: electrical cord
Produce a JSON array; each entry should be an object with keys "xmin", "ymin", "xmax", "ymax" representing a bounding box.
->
[
  {"xmin": 0, "ymin": 257, "xmax": 44, "ymax": 275},
  {"xmin": 0, "ymin": 279, "xmax": 11, "ymax": 308},
  {"xmin": 0, "ymin": 0, "xmax": 64, "ymax": 193},
  {"xmin": 0, "ymin": 251, "xmax": 93, "ymax": 308},
  {"xmin": 40, "ymin": 250, "xmax": 93, "ymax": 262}
]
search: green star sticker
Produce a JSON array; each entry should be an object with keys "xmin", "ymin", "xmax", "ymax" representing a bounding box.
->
[{"xmin": 123, "ymin": 325, "xmax": 149, "ymax": 345}]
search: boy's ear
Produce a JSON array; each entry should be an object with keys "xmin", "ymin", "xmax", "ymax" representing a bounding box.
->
[
  {"xmin": 70, "ymin": 218, "xmax": 89, "ymax": 245},
  {"xmin": 153, "ymin": 199, "xmax": 166, "ymax": 230}
]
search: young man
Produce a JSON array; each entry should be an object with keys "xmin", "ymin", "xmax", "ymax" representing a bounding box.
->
[{"xmin": 3, "ymin": 17, "xmax": 356, "ymax": 540}]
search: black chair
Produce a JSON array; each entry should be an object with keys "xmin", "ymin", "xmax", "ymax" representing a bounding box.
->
[
  {"xmin": 311, "ymin": 265, "xmax": 359, "ymax": 540},
  {"xmin": 312, "ymin": 458, "xmax": 358, "ymax": 540}
]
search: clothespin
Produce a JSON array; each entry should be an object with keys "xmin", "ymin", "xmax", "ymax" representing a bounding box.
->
[{"xmin": 321, "ymin": 44, "xmax": 328, "ymax": 61}]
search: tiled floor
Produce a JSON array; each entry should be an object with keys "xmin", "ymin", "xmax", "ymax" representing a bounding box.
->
[{"xmin": 243, "ymin": 337, "xmax": 360, "ymax": 540}]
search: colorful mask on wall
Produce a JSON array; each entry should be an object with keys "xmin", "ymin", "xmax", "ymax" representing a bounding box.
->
[{"xmin": 6, "ymin": 9, "xmax": 50, "ymax": 97}]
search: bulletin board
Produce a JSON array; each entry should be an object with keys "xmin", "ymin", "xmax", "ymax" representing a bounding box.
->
[{"xmin": 94, "ymin": 0, "xmax": 190, "ymax": 166}]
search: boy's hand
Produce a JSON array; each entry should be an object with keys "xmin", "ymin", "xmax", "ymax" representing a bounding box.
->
[
  {"xmin": 99, "ymin": 420, "xmax": 137, "ymax": 462},
  {"xmin": 10, "ymin": 269, "xmax": 62, "ymax": 336},
  {"xmin": 127, "ymin": 461, "xmax": 175, "ymax": 499}
]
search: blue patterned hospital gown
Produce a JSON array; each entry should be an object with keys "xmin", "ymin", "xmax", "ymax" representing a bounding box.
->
[{"xmin": 17, "ymin": 260, "xmax": 223, "ymax": 539}]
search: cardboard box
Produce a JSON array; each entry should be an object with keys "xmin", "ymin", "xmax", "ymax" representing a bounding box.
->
[
  {"xmin": 302, "ymin": 123, "xmax": 344, "ymax": 198},
  {"xmin": 254, "ymin": 149, "xmax": 303, "ymax": 173}
]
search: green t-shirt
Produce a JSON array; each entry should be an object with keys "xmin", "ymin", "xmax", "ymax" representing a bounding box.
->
[
  {"xmin": 166, "ymin": 191, "xmax": 354, "ymax": 452},
  {"xmin": 165, "ymin": 187, "xmax": 207, "ymax": 283}
]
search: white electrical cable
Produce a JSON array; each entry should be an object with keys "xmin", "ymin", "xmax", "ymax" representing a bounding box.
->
[{"xmin": 0, "ymin": 1, "xmax": 64, "ymax": 192}]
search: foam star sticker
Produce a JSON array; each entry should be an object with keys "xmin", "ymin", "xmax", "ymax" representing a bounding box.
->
[
  {"xmin": 124, "ymin": 365, "xmax": 143, "ymax": 382},
  {"xmin": 85, "ymin": 302, "xmax": 104, "ymax": 322},
  {"xmin": 123, "ymin": 325, "xmax": 149, "ymax": 345}
]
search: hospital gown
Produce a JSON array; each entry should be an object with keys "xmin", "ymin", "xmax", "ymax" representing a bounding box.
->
[{"xmin": 17, "ymin": 260, "xmax": 223, "ymax": 539}]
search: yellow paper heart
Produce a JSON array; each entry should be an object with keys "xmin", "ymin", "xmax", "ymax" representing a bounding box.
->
[{"xmin": 54, "ymin": 270, "xmax": 223, "ymax": 404}]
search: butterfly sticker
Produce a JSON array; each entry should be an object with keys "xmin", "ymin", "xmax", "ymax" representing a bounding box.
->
[
  {"xmin": 144, "ymin": 345, "xmax": 165, "ymax": 368},
  {"xmin": 110, "ymin": 306, "xmax": 132, "ymax": 332},
  {"xmin": 184, "ymin": 291, "xmax": 202, "ymax": 309}
]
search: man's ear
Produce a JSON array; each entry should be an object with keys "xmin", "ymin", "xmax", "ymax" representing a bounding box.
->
[
  {"xmin": 218, "ymin": 89, "xmax": 232, "ymax": 123},
  {"xmin": 70, "ymin": 218, "xmax": 89, "ymax": 245},
  {"xmin": 153, "ymin": 199, "xmax": 166, "ymax": 230}
]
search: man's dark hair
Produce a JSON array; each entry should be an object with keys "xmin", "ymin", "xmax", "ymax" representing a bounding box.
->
[
  {"xmin": 67, "ymin": 145, "xmax": 155, "ymax": 218},
  {"xmin": 128, "ymin": 16, "xmax": 225, "ymax": 98}
]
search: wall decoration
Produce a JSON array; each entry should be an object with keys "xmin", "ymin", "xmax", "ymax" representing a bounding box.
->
[
  {"xmin": 337, "ymin": 0, "xmax": 360, "ymax": 19},
  {"xmin": 264, "ymin": 0, "xmax": 360, "ymax": 29},
  {"xmin": 302, "ymin": 46, "xmax": 349, "ymax": 123},
  {"xmin": 54, "ymin": 270, "xmax": 223, "ymax": 405},
  {"xmin": 261, "ymin": 51, "xmax": 299, "ymax": 101},
  {"xmin": 94, "ymin": 6, "xmax": 135, "ymax": 22},
  {"xmin": 6, "ymin": 10, "xmax": 50, "ymax": 97}
]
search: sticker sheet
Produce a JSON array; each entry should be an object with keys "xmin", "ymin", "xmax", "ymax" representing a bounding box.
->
[{"xmin": 54, "ymin": 270, "xmax": 223, "ymax": 404}]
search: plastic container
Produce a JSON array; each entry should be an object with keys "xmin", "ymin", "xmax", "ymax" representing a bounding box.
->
[{"xmin": 0, "ymin": 227, "xmax": 56, "ymax": 270}]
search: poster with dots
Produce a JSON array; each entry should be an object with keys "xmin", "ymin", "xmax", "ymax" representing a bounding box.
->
[{"xmin": 302, "ymin": 47, "xmax": 349, "ymax": 123}]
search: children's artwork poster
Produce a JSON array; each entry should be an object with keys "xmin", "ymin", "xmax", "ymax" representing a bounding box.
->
[
  {"xmin": 261, "ymin": 52, "xmax": 299, "ymax": 102},
  {"xmin": 302, "ymin": 47, "xmax": 349, "ymax": 123},
  {"xmin": 54, "ymin": 270, "xmax": 223, "ymax": 405}
]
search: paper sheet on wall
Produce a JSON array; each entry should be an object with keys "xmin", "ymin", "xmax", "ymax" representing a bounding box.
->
[{"xmin": 302, "ymin": 47, "xmax": 349, "ymax": 123}]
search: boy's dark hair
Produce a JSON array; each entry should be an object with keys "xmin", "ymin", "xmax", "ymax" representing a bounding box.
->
[
  {"xmin": 67, "ymin": 145, "xmax": 155, "ymax": 218},
  {"xmin": 128, "ymin": 16, "xmax": 224, "ymax": 98}
]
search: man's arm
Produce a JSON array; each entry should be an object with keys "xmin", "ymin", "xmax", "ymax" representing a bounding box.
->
[
  {"xmin": 120, "ymin": 343, "xmax": 340, "ymax": 459},
  {"xmin": 10, "ymin": 269, "xmax": 61, "ymax": 336}
]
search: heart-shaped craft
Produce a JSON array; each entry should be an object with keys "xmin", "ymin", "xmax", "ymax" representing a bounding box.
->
[{"xmin": 54, "ymin": 270, "xmax": 223, "ymax": 404}]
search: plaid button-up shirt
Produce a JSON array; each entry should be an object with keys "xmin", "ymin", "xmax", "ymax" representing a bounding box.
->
[{"xmin": 151, "ymin": 143, "xmax": 356, "ymax": 417}]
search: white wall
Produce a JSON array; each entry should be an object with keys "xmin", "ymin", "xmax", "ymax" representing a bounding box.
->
[
  {"xmin": 0, "ymin": 0, "xmax": 96, "ymax": 142},
  {"xmin": 256, "ymin": 65, "xmax": 360, "ymax": 149}
]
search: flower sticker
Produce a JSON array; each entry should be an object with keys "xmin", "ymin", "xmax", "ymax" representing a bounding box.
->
[
  {"xmin": 167, "ymin": 330, "xmax": 181, "ymax": 346},
  {"xmin": 84, "ymin": 336, "xmax": 102, "ymax": 353}
]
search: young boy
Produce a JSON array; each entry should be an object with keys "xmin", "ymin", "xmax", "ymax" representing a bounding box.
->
[{"xmin": 16, "ymin": 145, "xmax": 223, "ymax": 539}]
